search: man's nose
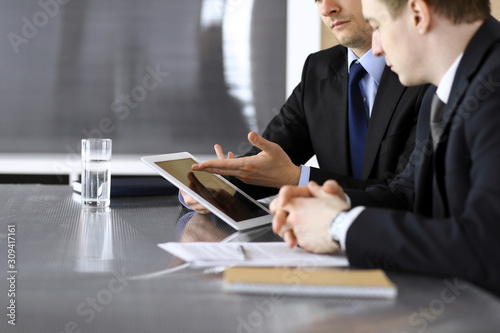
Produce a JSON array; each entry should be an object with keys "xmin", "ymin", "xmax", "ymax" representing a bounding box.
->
[
  {"xmin": 372, "ymin": 33, "xmax": 385, "ymax": 57},
  {"xmin": 318, "ymin": 0, "xmax": 340, "ymax": 17}
]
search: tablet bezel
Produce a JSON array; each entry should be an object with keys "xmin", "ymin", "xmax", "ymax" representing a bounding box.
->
[{"xmin": 141, "ymin": 152, "xmax": 272, "ymax": 231}]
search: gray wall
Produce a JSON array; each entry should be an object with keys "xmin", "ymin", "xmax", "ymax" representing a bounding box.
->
[{"xmin": 0, "ymin": 0, "xmax": 286, "ymax": 155}]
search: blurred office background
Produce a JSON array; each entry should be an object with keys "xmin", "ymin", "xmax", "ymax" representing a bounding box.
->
[
  {"xmin": 0, "ymin": 0, "xmax": 322, "ymax": 182},
  {"xmin": 2, "ymin": 0, "xmax": 497, "ymax": 182},
  {"xmin": 0, "ymin": 0, "xmax": 288, "ymax": 155}
]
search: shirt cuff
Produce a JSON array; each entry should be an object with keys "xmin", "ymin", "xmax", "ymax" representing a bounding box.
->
[
  {"xmin": 336, "ymin": 206, "xmax": 365, "ymax": 251},
  {"xmin": 298, "ymin": 165, "xmax": 311, "ymax": 186},
  {"xmin": 178, "ymin": 190, "xmax": 193, "ymax": 210},
  {"xmin": 344, "ymin": 193, "xmax": 352, "ymax": 207}
]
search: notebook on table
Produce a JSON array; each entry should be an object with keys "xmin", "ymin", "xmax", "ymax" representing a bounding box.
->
[{"xmin": 223, "ymin": 267, "xmax": 397, "ymax": 299}]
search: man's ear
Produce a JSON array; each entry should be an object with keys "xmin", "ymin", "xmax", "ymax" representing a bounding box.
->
[{"xmin": 408, "ymin": 0, "xmax": 432, "ymax": 34}]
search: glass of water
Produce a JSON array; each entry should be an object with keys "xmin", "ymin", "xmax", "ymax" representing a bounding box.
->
[{"xmin": 81, "ymin": 138, "xmax": 112, "ymax": 208}]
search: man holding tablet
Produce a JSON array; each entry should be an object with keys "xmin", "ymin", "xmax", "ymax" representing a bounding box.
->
[
  {"xmin": 142, "ymin": 153, "xmax": 273, "ymax": 230},
  {"xmin": 182, "ymin": 0, "xmax": 427, "ymax": 213}
]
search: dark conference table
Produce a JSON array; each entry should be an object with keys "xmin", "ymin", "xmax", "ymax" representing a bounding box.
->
[{"xmin": 1, "ymin": 184, "xmax": 500, "ymax": 333}]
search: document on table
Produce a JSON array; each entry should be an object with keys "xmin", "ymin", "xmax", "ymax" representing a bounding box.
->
[{"xmin": 158, "ymin": 242, "xmax": 349, "ymax": 268}]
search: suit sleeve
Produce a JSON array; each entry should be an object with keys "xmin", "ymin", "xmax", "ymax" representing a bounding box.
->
[
  {"xmin": 342, "ymin": 157, "xmax": 418, "ymax": 210},
  {"xmin": 389, "ymin": 84, "xmax": 429, "ymax": 183},
  {"xmin": 227, "ymin": 55, "xmax": 318, "ymax": 199},
  {"xmin": 309, "ymin": 167, "xmax": 385, "ymax": 189}
]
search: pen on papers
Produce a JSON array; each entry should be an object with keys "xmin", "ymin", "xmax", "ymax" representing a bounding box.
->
[{"xmin": 237, "ymin": 245, "xmax": 249, "ymax": 261}]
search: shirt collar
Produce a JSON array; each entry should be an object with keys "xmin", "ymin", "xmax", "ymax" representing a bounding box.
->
[
  {"xmin": 347, "ymin": 48, "xmax": 386, "ymax": 85},
  {"xmin": 436, "ymin": 53, "xmax": 464, "ymax": 104}
]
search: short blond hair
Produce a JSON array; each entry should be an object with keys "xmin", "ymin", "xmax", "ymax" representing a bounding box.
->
[{"xmin": 379, "ymin": 0, "xmax": 491, "ymax": 24}]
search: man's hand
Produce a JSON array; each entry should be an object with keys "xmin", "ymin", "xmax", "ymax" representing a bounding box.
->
[
  {"xmin": 180, "ymin": 190, "xmax": 211, "ymax": 214},
  {"xmin": 192, "ymin": 132, "xmax": 301, "ymax": 188},
  {"xmin": 270, "ymin": 181, "xmax": 349, "ymax": 254},
  {"xmin": 179, "ymin": 144, "xmax": 234, "ymax": 214}
]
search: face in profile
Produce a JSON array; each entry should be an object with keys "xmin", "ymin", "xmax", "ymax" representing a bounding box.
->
[{"xmin": 362, "ymin": 0, "xmax": 425, "ymax": 86}]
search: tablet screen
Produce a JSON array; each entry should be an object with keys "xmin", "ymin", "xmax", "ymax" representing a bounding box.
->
[{"xmin": 155, "ymin": 158, "xmax": 268, "ymax": 222}]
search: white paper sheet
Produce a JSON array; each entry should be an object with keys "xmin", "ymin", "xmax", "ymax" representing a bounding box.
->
[{"xmin": 158, "ymin": 242, "xmax": 349, "ymax": 267}]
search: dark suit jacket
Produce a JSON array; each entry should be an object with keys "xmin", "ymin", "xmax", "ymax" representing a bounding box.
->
[
  {"xmin": 233, "ymin": 45, "xmax": 428, "ymax": 199},
  {"xmin": 345, "ymin": 17, "xmax": 500, "ymax": 296}
]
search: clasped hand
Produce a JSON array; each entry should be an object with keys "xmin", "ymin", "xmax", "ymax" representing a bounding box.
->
[{"xmin": 269, "ymin": 180, "xmax": 350, "ymax": 254}]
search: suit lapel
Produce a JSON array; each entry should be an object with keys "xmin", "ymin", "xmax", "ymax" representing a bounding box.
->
[
  {"xmin": 432, "ymin": 18, "xmax": 500, "ymax": 215},
  {"xmin": 435, "ymin": 74, "xmax": 469, "ymax": 151},
  {"xmin": 436, "ymin": 18, "xmax": 500, "ymax": 154},
  {"xmin": 362, "ymin": 68, "xmax": 406, "ymax": 178},
  {"xmin": 430, "ymin": 83, "xmax": 466, "ymax": 217},
  {"xmin": 412, "ymin": 87, "xmax": 437, "ymax": 216},
  {"xmin": 319, "ymin": 49, "xmax": 350, "ymax": 175}
]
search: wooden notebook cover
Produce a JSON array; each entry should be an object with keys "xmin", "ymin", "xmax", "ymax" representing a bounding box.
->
[{"xmin": 224, "ymin": 267, "xmax": 395, "ymax": 287}]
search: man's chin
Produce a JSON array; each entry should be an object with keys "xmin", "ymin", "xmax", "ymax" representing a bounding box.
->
[
  {"xmin": 334, "ymin": 34, "xmax": 359, "ymax": 48},
  {"xmin": 396, "ymin": 72, "xmax": 425, "ymax": 88}
]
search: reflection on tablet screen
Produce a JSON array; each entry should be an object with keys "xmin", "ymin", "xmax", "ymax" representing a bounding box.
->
[{"xmin": 155, "ymin": 159, "xmax": 268, "ymax": 222}]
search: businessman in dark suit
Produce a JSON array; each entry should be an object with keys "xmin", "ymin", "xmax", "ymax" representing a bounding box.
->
[
  {"xmin": 183, "ymin": 0, "xmax": 427, "ymax": 212},
  {"xmin": 271, "ymin": 0, "xmax": 500, "ymax": 296}
]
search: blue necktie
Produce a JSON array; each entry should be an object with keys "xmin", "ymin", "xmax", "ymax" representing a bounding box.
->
[{"xmin": 348, "ymin": 62, "xmax": 368, "ymax": 179}]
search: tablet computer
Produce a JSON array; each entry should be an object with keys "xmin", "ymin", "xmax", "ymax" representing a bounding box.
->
[{"xmin": 141, "ymin": 152, "xmax": 272, "ymax": 230}]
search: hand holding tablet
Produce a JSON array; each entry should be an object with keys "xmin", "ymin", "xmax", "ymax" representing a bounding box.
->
[{"xmin": 141, "ymin": 152, "xmax": 272, "ymax": 230}]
